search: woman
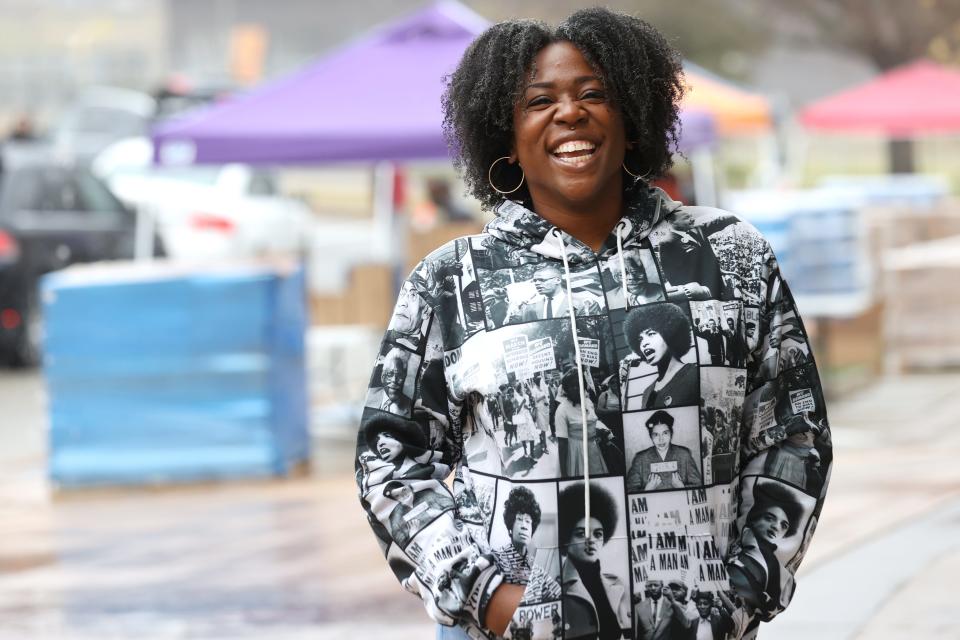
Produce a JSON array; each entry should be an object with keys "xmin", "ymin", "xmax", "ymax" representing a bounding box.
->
[
  {"xmin": 558, "ymin": 482, "xmax": 631, "ymax": 640},
  {"xmin": 625, "ymin": 409, "xmax": 701, "ymax": 492},
  {"xmin": 623, "ymin": 303, "xmax": 698, "ymax": 410},
  {"xmin": 361, "ymin": 415, "xmax": 435, "ymax": 489},
  {"xmin": 513, "ymin": 383, "xmax": 538, "ymax": 460},
  {"xmin": 555, "ymin": 368, "xmax": 610, "ymax": 478},
  {"xmin": 356, "ymin": 8, "xmax": 831, "ymax": 639},
  {"xmin": 728, "ymin": 482, "xmax": 804, "ymax": 620}
]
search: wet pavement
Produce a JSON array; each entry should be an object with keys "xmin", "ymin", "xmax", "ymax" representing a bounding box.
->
[{"xmin": 2, "ymin": 369, "xmax": 960, "ymax": 638}]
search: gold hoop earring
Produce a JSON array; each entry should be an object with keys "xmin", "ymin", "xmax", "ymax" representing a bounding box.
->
[{"xmin": 488, "ymin": 156, "xmax": 525, "ymax": 195}]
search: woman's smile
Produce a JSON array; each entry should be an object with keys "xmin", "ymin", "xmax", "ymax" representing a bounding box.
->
[
  {"xmin": 512, "ymin": 41, "xmax": 626, "ymax": 212},
  {"xmin": 550, "ymin": 139, "xmax": 600, "ymax": 168}
]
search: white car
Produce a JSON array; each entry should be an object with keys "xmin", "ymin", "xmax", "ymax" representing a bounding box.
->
[
  {"xmin": 92, "ymin": 137, "xmax": 313, "ymax": 260},
  {"xmin": 54, "ymin": 87, "xmax": 156, "ymax": 163}
]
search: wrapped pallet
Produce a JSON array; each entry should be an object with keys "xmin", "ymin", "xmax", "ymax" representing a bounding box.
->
[
  {"xmin": 42, "ymin": 260, "xmax": 309, "ymax": 488},
  {"xmin": 884, "ymin": 235, "xmax": 960, "ymax": 371}
]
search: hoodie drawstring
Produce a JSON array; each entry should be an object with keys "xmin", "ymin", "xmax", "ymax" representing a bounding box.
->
[
  {"xmin": 551, "ymin": 228, "xmax": 592, "ymax": 540},
  {"xmin": 615, "ymin": 221, "xmax": 629, "ymax": 305}
]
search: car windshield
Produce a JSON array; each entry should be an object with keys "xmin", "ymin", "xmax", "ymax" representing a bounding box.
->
[
  {"xmin": 0, "ymin": 167, "xmax": 128, "ymax": 216},
  {"xmin": 68, "ymin": 107, "xmax": 147, "ymax": 137},
  {"xmin": 107, "ymin": 165, "xmax": 222, "ymax": 186}
]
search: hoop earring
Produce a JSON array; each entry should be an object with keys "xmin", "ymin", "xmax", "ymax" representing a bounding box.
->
[
  {"xmin": 488, "ymin": 156, "xmax": 525, "ymax": 195},
  {"xmin": 622, "ymin": 162, "xmax": 650, "ymax": 180}
]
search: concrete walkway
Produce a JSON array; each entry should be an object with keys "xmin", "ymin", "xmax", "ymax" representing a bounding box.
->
[{"xmin": 1, "ymin": 371, "xmax": 959, "ymax": 638}]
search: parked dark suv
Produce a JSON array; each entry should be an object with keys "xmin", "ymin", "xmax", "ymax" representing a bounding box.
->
[{"xmin": 0, "ymin": 163, "xmax": 161, "ymax": 366}]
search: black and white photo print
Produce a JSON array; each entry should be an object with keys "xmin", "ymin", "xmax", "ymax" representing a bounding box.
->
[
  {"xmin": 624, "ymin": 406, "xmax": 702, "ymax": 493},
  {"xmin": 619, "ymin": 303, "xmax": 698, "ymax": 411}
]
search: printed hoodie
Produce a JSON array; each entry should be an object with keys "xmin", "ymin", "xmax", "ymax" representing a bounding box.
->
[{"xmin": 356, "ymin": 178, "xmax": 832, "ymax": 640}]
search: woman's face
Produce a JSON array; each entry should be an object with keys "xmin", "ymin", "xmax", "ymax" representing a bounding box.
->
[
  {"xmin": 511, "ymin": 41, "xmax": 628, "ymax": 213},
  {"xmin": 510, "ymin": 512, "xmax": 534, "ymax": 547},
  {"xmin": 750, "ymin": 505, "xmax": 790, "ymax": 543},
  {"xmin": 639, "ymin": 328, "xmax": 669, "ymax": 365},
  {"xmin": 566, "ymin": 516, "xmax": 605, "ymax": 563},
  {"xmin": 650, "ymin": 423, "xmax": 672, "ymax": 450},
  {"xmin": 376, "ymin": 433, "xmax": 403, "ymax": 463}
]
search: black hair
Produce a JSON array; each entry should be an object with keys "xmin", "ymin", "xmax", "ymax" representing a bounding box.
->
[
  {"xmin": 442, "ymin": 7, "xmax": 685, "ymax": 211},
  {"xmin": 363, "ymin": 413, "xmax": 427, "ymax": 457},
  {"xmin": 502, "ymin": 485, "xmax": 542, "ymax": 532},
  {"xmin": 747, "ymin": 481, "xmax": 805, "ymax": 538},
  {"xmin": 624, "ymin": 303, "xmax": 692, "ymax": 359},
  {"xmin": 558, "ymin": 482, "xmax": 618, "ymax": 546},
  {"xmin": 560, "ymin": 368, "xmax": 582, "ymax": 406},
  {"xmin": 383, "ymin": 480, "xmax": 406, "ymax": 498},
  {"xmin": 644, "ymin": 409, "xmax": 675, "ymax": 437}
]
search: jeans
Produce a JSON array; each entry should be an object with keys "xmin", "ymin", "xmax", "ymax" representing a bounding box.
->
[{"xmin": 436, "ymin": 624, "xmax": 473, "ymax": 639}]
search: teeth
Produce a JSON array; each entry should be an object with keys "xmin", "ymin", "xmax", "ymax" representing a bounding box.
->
[
  {"xmin": 553, "ymin": 140, "xmax": 596, "ymax": 154},
  {"xmin": 554, "ymin": 155, "xmax": 593, "ymax": 166}
]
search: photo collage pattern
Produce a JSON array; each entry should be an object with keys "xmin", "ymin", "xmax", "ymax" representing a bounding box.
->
[{"xmin": 357, "ymin": 205, "xmax": 832, "ymax": 639}]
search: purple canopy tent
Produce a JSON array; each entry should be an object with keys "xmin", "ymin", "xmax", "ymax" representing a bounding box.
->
[
  {"xmin": 152, "ymin": 1, "xmax": 715, "ymax": 165},
  {"xmin": 153, "ymin": 2, "xmax": 486, "ymax": 165}
]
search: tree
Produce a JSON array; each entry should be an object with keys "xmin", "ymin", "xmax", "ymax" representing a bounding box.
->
[
  {"xmin": 470, "ymin": 0, "xmax": 771, "ymax": 80},
  {"xmin": 759, "ymin": 0, "xmax": 960, "ymax": 70}
]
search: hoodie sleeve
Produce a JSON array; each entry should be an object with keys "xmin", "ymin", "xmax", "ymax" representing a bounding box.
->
[
  {"xmin": 727, "ymin": 242, "xmax": 833, "ymax": 624},
  {"xmin": 355, "ymin": 271, "xmax": 503, "ymax": 630}
]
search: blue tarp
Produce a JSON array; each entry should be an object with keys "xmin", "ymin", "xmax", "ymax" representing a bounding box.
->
[{"xmin": 43, "ymin": 262, "xmax": 309, "ymax": 487}]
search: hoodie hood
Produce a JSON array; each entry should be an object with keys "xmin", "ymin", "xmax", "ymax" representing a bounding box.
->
[{"xmin": 484, "ymin": 177, "xmax": 681, "ymax": 264}]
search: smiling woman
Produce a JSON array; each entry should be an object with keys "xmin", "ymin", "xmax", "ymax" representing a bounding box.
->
[
  {"xmin": 358, "ymin": 7, "xmax": 831, "ymax": 640},
  {"xmin": 442, "ymin": 10, "xmax": 684, "ymax": 250}
]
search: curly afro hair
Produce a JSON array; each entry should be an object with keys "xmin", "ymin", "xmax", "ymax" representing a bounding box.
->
[
  {"xmin": 624, "ymin": 302, "xmax": 692, "ymax": 360},
  {"xmin": 558, "ymin": 482, "xmax": 618, "ymax": 546},
  {"xmin": 442, "ymin": 7, "xmax": 685, "ymax": 211},
  {"xmin": 502, "ymin": 485, "xmax": 542, "ymax": 532},
  {"xmin": 747, "ymin": 480, "xmax": 805, "ymax": 538}
]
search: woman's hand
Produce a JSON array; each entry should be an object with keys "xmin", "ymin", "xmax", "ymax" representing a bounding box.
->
[
  {"xmin": 485, "ymin": 583, "xmax": 525, "ymax": 635},
  {"xmin": 669, "ymin": 472, "xmax": 684, "ymax": 489},
  {"xmin": 644, "ymin": 474, "xmax": 662, "ymax": 490}
]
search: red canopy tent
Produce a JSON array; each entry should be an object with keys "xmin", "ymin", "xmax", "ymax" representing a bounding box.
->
[{"xmin": 800, "ymin": 60, "xmax": 960, "ymax": 136}]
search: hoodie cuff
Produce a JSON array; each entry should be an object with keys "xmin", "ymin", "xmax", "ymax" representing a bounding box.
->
[{"xmin": 465, "ymin": 562, "xmax": 504, "ymax": 630}]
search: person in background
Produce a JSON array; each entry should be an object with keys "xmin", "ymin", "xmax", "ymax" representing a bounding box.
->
[{"xmin": 427, "ymin": 177, "xmax": 474, "ymax": 223}]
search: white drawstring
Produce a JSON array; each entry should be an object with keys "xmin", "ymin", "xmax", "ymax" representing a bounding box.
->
[
  {"xmin": 552, "ymin": 228, "xmax": 591, "ymax": 541},
  {"xmin": 615, "ymin": 221, "xmax": 629, "ymax": 305}
]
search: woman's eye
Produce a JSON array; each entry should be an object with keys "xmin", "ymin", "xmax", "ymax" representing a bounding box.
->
[
  {"xmin": 527, "ymin": 96, "xmax": 551, "ymax": 107},
  {"xmin": 582, "ymin": 90, "xmax": 606, "ymax": 100}
]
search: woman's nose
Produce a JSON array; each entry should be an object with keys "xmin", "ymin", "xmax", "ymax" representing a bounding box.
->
[{"xmin": 553, "ymin": 97, "xmax": 586, "ymax": 127}]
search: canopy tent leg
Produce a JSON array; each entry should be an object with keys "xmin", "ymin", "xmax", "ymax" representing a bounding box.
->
[{"xmin": 373, "ymin": 161, "xmax": 406, "ymax": 295}]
